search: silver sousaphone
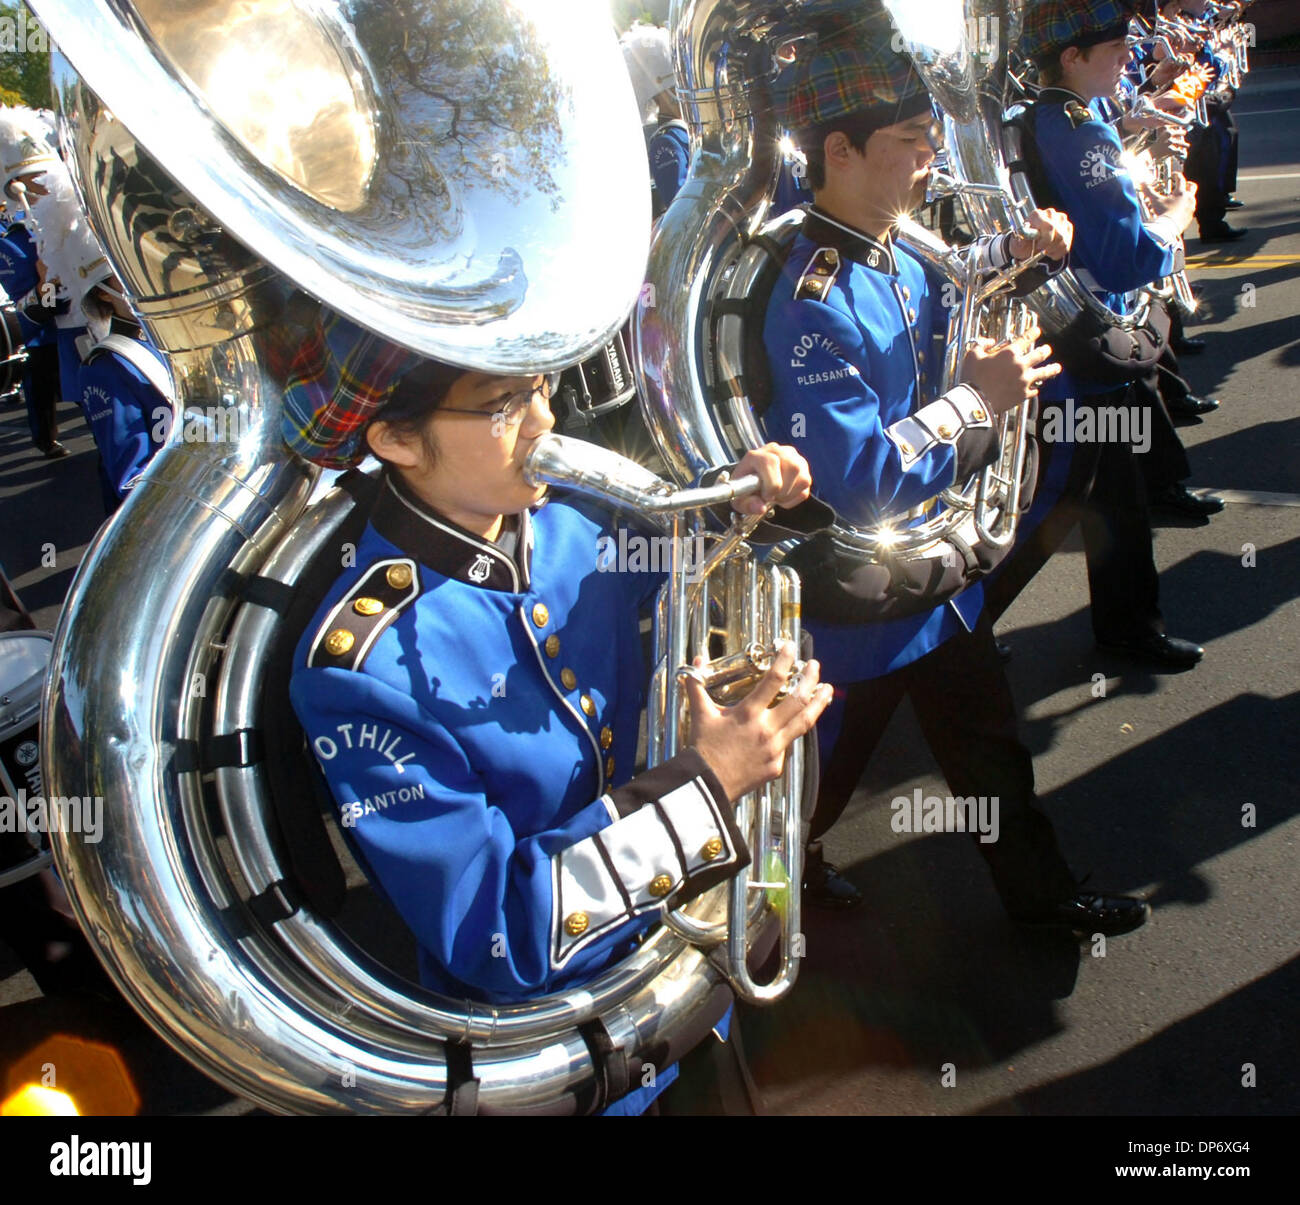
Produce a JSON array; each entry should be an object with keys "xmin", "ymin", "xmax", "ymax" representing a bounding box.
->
[
  {"xmin": 33, "ymin": 0, "xmax": 779, "ymax": 1115},
  {"xmin": 636, "ymin": 0, "xmax": 1155, "ymax": 599}
]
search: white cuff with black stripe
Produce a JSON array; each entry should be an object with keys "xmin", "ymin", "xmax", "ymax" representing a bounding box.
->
[
  {"xmin": 550, "ymin": 767, "xmax": 747, "ymax": 969},
  {"xmin": 885, "ymin": 384, "xmax": 998, "ymax": 482}
]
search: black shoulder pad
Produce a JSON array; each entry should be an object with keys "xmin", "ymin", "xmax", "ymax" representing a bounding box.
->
[
  {"xmin": 794, "ymin": 246, "xmax": 842, "ymax": 302},
  {"xmin": 306, "ymin": 558, "xmax": 420, "ymax": 672},
  {"xmin": 1065, "ymin": 101, "xmax": 1093, "ymax": 130}
]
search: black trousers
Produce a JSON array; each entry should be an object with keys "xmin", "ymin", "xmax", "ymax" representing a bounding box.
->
[
  {"xmin": 1187, "ymin": 102, "xmax": 1238, "ymax": 231},
  {"xmin": 986, "ymin": 386, "xmax": 1165, "ymax": 644},
  {"xmin": 1131, "ymin": 360, "xmax": 1191, "ymax": 493},
  {"xmin": 807, "ymin": 611, "xmax": 1076, "ymax": 919},
  {"xmin": 20, "ymin": 343, "xmax": 60, "ymax": 452}
]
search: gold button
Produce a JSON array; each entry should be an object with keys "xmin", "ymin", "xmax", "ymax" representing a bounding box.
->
[
  {"xmin": 324, "ymin": 629, "xmax": 354, "ymax": 656},
  {"xmin": 545, "ymin": 635, "xmax": 560, "ymax": 658},
  {"xmin": 937, "ymin": 424, "xmax": 954, "ymax": 439},
  {"xmin": 531, "ymin": 603, "xmax": 549, "ymax": 628},
  {"xmin": 386, "ymin": 563, "xmax": 413, "ymax": 590},
  {"xmin": 898, "ymin": 441, "xmax": 913, "ymax": 457},
  {"xmin": 972, "ymin": 408, "xmax": 987, "ymax": 422},
  {"xmin": 908, "ymin": 308, "xmax": 917, "ymax": 323},
  {"xmin": 808, "ymin": 279, "xmax": 822, "ymax": 294},
  {"xmin": 902, "ymin": 286, "xmax": 911, "ymax": 301},
  {"xmin": 353, "ymin": 596, "xmax": 384, "ymax": 616},
  {"xmin": 600, "ymin": 726, "xmax": 613, "ymax": 750},
  {"xmin": 564, "ymin": 911, "xmax": 589, "ymax": 937},
  {"xmin": 561, "ymin": 668, "xmax": 577, "ymax": 690},
  {"xmin": 917, "ymin": 350, "xmax": 926, "ymax": 364},
  {"xmin": 605, "ymin": 755, "xmax": 616, "ymax": 778},
  {"xmin": 580, "ymin": 694, "xmax": 595, "ymax": 716},
  {"xmin": 648, "ymin": 875, "xmax": 673, "ymax": 898},
  {"xmin": 701, "ymin": 837, "xmax": 725, "ymax": 861}
]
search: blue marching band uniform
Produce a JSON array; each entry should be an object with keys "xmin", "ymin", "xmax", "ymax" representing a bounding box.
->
[
  {"xmin": 0, "ymin": 0, "xmax": 1264, "ymax": 1113},
  {"xmin": 290, "ymin": 483, "xmax": 745, "ymax": 1005},
  {"xmin": 0, "ymin": 104, "xmax": 171, "ymax": 504}
]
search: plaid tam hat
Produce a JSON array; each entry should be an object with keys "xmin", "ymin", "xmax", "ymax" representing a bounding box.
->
[
  {"xmin": 782, "ymin": 21, "xmax": 931, "ymax": 138},
  {"xmin": 282, "ymin": 310, "xmax": 463, "ymax": 468},
  {"xmin": 1019, "ymin": 0, "xmax": 1140, "ymax": 62}
]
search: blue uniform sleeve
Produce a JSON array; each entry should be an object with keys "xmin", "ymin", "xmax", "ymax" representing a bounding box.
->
[
  {"xmin": 1038, "ymin": 110, "xmax": 1178, "ymax": 294},
  {"xmin": 649, "ymin": 125, "xmax": 690, "ymax": 211},
  {"xmin": 80, "ymin": 356, "xmax": 167, "ymax": 499},
  {"xmin": 291, "ymin": 665, "xmax": 747, "ymax": 999},
  {"xmin": 764, "ymin": 297, "xmax": 996, "ymax": 528},
  {"xmin": 0, "ymin": 233, "xmax": 39, "ymax": 301}
]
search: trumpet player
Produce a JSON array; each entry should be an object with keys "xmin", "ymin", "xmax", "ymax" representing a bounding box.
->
[
  {"xmin": 760, "ymin": 20, "xmax": 1149, "ymax": 937},
  {"xmin": 989, "ymin": 0, "xmax": 1220, "ymax": 668},
  {"xmin": 1159, "ymin": 0, "xmax": 1247, "ymax": 241}
]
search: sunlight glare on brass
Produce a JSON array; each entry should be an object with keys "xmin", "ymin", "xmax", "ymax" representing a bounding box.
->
[{"xmin": 133, "ymin": 0, "xmax": 376, "ymax": 212}]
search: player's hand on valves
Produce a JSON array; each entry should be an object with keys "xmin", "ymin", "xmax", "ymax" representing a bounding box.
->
[
  {"xmin": 729, "ymin": 443, "xmax": 812, "ymax": 516},
  {"xmin": 1155, "ymin": 124, "xmax": 1190, "ymax": 162},
  {"xmin": 685, "ymin": 641, "xmax": 831, "ymax": 804},
  {"xmin": 1147, "ymin": 171, "xmax": 1198, "ymax": 232},
  {"xmin": 963, "ymin": 330, "xmax": 1060, "ymax": 415},
  {"xmin": 1009, "ymin": 208, "xmax": 1072, "ymax": 263}
]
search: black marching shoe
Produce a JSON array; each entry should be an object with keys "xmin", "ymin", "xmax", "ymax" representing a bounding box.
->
[
  {"xmin": 804, "ymin": 860, "xmax": 864, "ymax": 911},
  {"xmin": 1172, "ymin": 335, "xmax": 1206, "ymax": 354},
  {"xmin": 1199, "ymin": 222, "xmax": 1248, "ymax": 243},
  {"xmin": 1017, "ymin": 892, "xmax": 1150, "ymax": 938},
  {"xmin": 1149, "ymin": 481, "xmax": 1226, "ymax": 521},
  {"xmin": 1096, "ymin": 632, "xmax": 1204, "ymax": 670},
  {"xmin": 39, "ymin": 441, "xmax": 69, "ymax": 459},
  {"xmin": 1225, "ymin": 197, "xmax": 1244, "ymax": 210},
  {"xmin": 1166, "ymin": 394, "xmax": 1219, "ymax": 420}
]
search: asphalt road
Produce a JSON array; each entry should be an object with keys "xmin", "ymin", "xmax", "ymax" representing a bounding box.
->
[{"xmin": 1, "ymin": 69, "xmax": 1297, "ymax": 1119}]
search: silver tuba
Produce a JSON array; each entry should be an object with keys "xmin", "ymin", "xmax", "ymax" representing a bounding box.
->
[
  {"xmin": 34, "ymin": 0, "xmax": 782, "ymax": 1114},
  {"xmin": 634, "ymin": 0, "xmax": 1049, "ymax": 617}
]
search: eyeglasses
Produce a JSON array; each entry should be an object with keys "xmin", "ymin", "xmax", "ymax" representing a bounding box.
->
[{"xmin": 437, "ymin": 376, "xmax": 554, "ymax": 429}]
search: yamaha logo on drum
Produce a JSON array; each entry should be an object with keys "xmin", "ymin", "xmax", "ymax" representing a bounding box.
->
[{"xmin": 15, "ymin": 739, "xmax": 37, "ymax": 767}]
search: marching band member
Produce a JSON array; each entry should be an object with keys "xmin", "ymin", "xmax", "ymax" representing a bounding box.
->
[
  {"xmin": 0, "ymin": 107, "xmax": 66, "ymax": 458},
  {"xmin": 621, "ymin": 23, "xmax": 690, "ymax": 220},
  {"xmin": 759, "ymin": 20, "xmax": 1148, "ymax": 937},
  {"xmin": 1160, "ymin": 0, "xmax": 1246, "ymax": 241},
  {"xmin": 987, "ymin": 0, "xmax": 1219, "ymax": 666},
  {"xmin": 74, "ymin": 260, "xmax": 171, "ymax": 513},
  {"xmin": 283, "ymin": 311, "xmax": 829, "ymax": 1112}
]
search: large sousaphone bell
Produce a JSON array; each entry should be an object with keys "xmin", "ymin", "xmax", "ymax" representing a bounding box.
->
[{"xmin": 33, "ymin": 0, "xmax": 763, "ymax": 1114}]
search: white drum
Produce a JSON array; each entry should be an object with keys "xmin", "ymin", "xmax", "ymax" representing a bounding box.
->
[{"xmin": 0, "ymin": 630, "xmax": 53, "ymax": 888}]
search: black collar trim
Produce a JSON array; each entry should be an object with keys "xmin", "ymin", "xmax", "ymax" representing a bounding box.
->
[
  {"xmin": 371, "ymin": 473, "xmax": 531, "ymax": 593},
  {"xmin": 803, "ymin": 207, "xmax": 897, "ymax": 275},
  {"xmin": 1037, "ymin": 86, "xmax": 1089, "ymax": 105}
]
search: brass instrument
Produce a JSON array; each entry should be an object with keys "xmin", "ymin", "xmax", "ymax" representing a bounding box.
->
[
  {"xmin": 33, "ymin": 0, "xmax": 792, "ymax": 1114},
  {"xmin": 636, "ymin": 0, "xmax": 1054, "ymax": 624},
  {"xmin": 525, "ymin": 433, "xmax": 806, "ymax": 1005}
]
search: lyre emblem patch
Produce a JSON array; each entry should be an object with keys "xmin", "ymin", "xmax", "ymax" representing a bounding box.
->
[
  {"xmin": 467, "ymin": 554, "xmax": 493, "ymax": 583},
  {"xmin": 867, "ymin": 249, "xmax": 881, "ymax": 268}
]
